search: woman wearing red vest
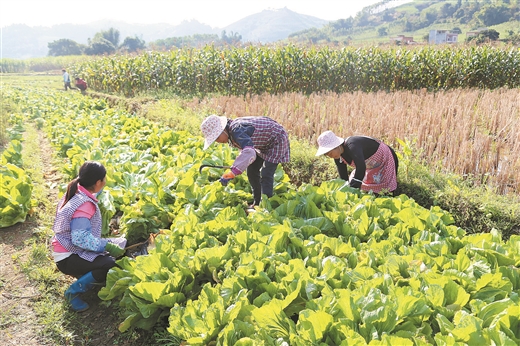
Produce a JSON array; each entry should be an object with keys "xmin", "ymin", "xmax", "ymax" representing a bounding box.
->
[
  {"xmin": 74, "ymin": 77, "xmax": 88, "ymax": 95},
  {"xmin": 51, "ymin": 161, "xmax": 126, "ymax": 311}
]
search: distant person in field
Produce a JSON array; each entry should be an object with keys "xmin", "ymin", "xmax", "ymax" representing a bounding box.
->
[
  {"xmin": 62, "ymin": 69, "xmax": 71, "ymax": 90},
  {"xmin": 201, "ymin": 114, "xmax": 290, "ymax": 206},
  {"xmin": 315, "ymin": 130, "xmax": 399, "ymax": 195},
  {"xmin": 75, "ymin": 77, "xmax": 88, "ymax": 95},
  {"xmin": 51, "ymin": 161, "xmax": 126, "ymax": 312}
]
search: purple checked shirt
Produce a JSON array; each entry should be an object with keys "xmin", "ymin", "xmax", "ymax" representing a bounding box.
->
[{"xmin": 227, "ymin": 116, "xmax": 290, "ymax": 174}]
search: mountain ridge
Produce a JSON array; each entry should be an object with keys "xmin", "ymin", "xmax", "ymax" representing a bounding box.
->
[
  {"xmin": 224, "ymin": 7, "xmax": 327, "ymax": 43},
  {"xmin": 1, "ymin": 8, "xmax": 328, "ymax": 59}
]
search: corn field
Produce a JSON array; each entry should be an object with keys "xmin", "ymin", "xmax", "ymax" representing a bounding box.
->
[
  {"xmin": 0, "ymin": 59, "xmax": 28, "ymax": 73},
  {"xmin": 70, "ymin": 45, "xmax": 520, "ymax": 97},
  {"xmin": 0, "ymin": 55, "xmax": 87, "ymax": 73}
]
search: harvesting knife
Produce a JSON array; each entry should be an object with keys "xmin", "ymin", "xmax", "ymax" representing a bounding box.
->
[{"xmin": 198, "ymin": 164, "xmax": 231, "ymax": 173}]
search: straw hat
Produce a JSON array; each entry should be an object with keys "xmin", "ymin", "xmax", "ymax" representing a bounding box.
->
[
  {"xmin": 201, "ymin": 114, "xmax": 228, "ymax": 150},
  {"xmin": 315, "ymin": 130, "xmax": 344, "ymax": 156}
]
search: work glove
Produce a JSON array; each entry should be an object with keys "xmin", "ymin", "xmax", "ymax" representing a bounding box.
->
[
  {"xmin": 105, "ymin": 242, "xmax": 125, "ymax": 258},
  {"xmin": 219, "ymin": 171, "xmax": 236, "ymax": 186}
]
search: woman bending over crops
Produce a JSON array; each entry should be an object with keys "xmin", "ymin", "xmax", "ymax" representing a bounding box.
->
[
  {"xmin": 51, "ymin": 161, "xmax": 126, "ymax": 312},
  {"xmin": 316, "ymin": 130, "xmax": 398, "ymax": 195},
  {"xmin": 201, "ymin": 115, "xmax": 290, "ymax": 206},
  {"xmin": 74, "ymin": 77, "xmax": 88, "ymax": 95}
]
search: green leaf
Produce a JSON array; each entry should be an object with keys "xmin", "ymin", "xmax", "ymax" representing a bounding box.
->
[
  {"xmin": 252, "ymin": 299, "xmax": 295, "ymax": 339},
  {"xmin": 395, "ymin": 290, "xmax": 431, "ymax": 322},
  {"xmin": 444, "ymin": 280, "xmax": 470, "ymax": 310},
  {"xmin": 334, "ymin": 289, "xmax": 361, "ymax": 323},
  {"xmin": 118, "ymin": 313, "xmax": 141, "ymax": 332},
  {"xmin": 296, "ymin": 310, "xmax": 333, "ymax": 342},
  {"xmin": 476, "ymin": 298, "xmax": 513, "ymax": 327},
  {"xmin": 130, "ymin": 281, "xmax": 168, "ymax": 302},
  {"xmin": 424, "ymin": 284, "xmax": 445, "ymax": 308},
  {"xmin": 368, "ymin": 334, "xmax": 414, "ymax": 346},
  {"xmin": 451, "ymin": 311, "xmax": 486, "ymax": 345}
]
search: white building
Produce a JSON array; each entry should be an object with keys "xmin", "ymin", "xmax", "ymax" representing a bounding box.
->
[{"xmin": 429, "ymin": 30, "xmax": 458, "ymax": 44}]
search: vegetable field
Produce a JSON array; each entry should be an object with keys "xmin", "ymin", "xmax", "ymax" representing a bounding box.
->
[
  {"xmin": 0, "ymin": 143, "xmax": 33, "ymax": 228},
  {"xmin": 69, "ymin": 45, "xmax": 520, "ymax": 97},
  {"xmin": 0, "ymin": 112, "xmax": 33, "ymax": 228},
  {"xmin": 3, "ymin": 86, "xmax": 519, "ymax": 345}
]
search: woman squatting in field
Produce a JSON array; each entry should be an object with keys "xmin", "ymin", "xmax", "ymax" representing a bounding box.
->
[
  {"xmin": 201, "ymin": 115, "xmax": 290, "ymax": 206},
  {"xmin": 51, "ymin": 161, "xmax": 126, "ymax": 312},
  {"xmin": 316, "ymin": 130, "xmax": 399, "ymax": 195}
]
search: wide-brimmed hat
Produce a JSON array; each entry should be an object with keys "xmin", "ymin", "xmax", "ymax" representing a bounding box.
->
[
  {"xmin": 315, "ymin": 130, "xmax": 344, "ymax": 156},
  {"xmin": 201, "ymin": 114, "xmax": 228, "ymax": 150}
]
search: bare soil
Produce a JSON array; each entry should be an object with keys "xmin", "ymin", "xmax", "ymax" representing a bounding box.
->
[
  {"xmin": 0, "ymin": 221, "xmax": 43, "ymax": 345},
  {"xmin": 0, "ymin": 130, "xmax": 156, "ymax": 345}
]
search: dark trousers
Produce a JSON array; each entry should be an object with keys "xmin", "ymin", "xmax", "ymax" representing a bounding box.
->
[
  {"xmin": 56, "ymin": 254, "xmax": 116, "ymax": 282},
  {"xmin": 246, "ymin": 157, "xmax": 278, "ymax": 205},
  {"xmin": 389, "ymin": 146, "xmax": 399, "ymax": 175},
  {"xmin": 389, "ymin": 146, "xmax": 399, "ymax": 196},
  {"xmin": 76, "ymin": 86, "xmax": 87, "ymax": 95}
]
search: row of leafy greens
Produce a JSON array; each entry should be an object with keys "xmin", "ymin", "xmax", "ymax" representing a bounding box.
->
[
  {"xmin": 6, "ymin": 86, "xmax": 519, "ymax": 345},
  {"xmin": 0, "ymin": 112, "xmax": 33, "ymax": 228}
]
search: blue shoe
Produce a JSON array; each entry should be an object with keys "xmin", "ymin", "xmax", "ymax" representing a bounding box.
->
[
  {"xmin": 68, "ymin": 296, "xmax": 89, "ymax": 312},
  {"xmin": 65, "ymin": 272, "xmax": 97, "ymax": 312}
]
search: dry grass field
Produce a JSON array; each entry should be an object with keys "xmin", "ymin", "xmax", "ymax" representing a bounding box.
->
[{"xmin": 184, "ymin": 88, "xmax": 520, "ymax": 194}]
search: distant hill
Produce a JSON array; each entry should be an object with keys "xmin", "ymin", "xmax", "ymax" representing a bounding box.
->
[
  {"xmin": 1, "ymin": 8, "xmax": 328, "ymax": 59},
  {"xmin": 223, "ymin": 7, "xmax": 328, "ymax": 43},
  {"xmin": 288, "ymin": 0, "xmax": 520, "ymax": 45}
]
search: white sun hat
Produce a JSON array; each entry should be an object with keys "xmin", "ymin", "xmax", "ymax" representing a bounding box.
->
[
  {"xmin": 201, "ymin": 114, "xmax": 228, "ymax": 150},
  {"xmin": 315, "ymin": 130, "xmax": 344, "ymax": 156}
]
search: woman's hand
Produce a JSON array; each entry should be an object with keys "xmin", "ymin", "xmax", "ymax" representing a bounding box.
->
[
  {"xmin": 105, "ymin": 242, "xmax": 125, "ymax": 258},
  {"xmin": 219, "ymin": 171, "xmax": 236, "ymax": 186}
]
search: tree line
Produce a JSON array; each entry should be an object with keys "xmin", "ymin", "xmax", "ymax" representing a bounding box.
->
[
  {"xmin": 151, "ymin": 31, "xmax": 242, "ymax": 50},
  {"xmin": 48, "ymin": 27, "xmax": 146, "ymax": 56},
  {"xmin": 48, "ymin": 28, "xmax": 243, "ymax": 57}
]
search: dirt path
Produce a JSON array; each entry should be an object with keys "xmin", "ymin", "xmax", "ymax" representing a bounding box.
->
[
  {"xmin": 0, "ymin": 129, "xmax": 156, "ymax": 345},
  {"xmin": 0, "ymin": 219, "xmax": 43, "ymax": 345},
  {"xmin": 0, "ymin": 129, "xmax": 58, "ymax": 345}
]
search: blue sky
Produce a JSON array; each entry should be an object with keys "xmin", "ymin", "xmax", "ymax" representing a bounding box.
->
[{"xmin": 0, "ymin": 0, "xmax": 407, "ymax": 28}]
